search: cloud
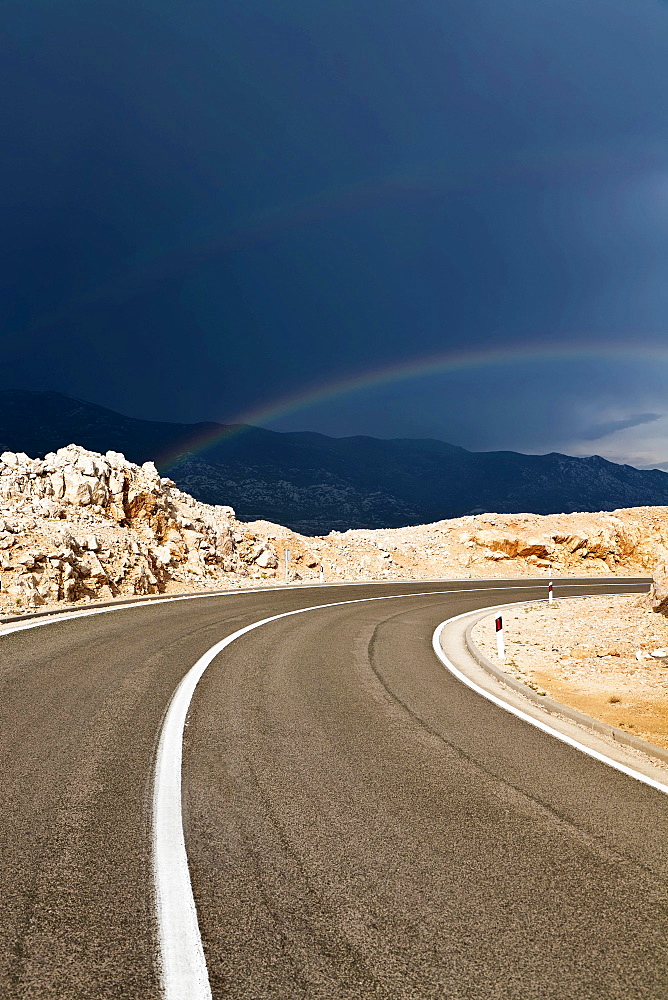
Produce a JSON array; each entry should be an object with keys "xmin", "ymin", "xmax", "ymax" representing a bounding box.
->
[
  {"xmin": 563, "ymin": 410, "xmax": 668, "ymax": 470},
  {"xmin": 641, "ymin": 460, "xmax": 668, "ymax": 472},
  {"xmin": 577, "ymin": 412, "xmax": 662, "ymax": 441}
]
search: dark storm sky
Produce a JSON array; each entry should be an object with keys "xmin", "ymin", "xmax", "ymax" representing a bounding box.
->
[{"xmin": 4, "ymin": 0, "xmax": 668, "ymax": 467}]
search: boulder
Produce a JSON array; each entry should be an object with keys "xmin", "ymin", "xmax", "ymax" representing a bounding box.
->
[
  {"xmin": 647, "ymin": 571, "xmax": 668, "ymax": 614},
  {"xmin": 255, "ymin": 547, "xmax": 278, "ymax": 569}
]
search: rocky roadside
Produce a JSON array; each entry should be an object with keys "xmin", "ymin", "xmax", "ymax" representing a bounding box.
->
[
  {"xmin": 471, "ymin": 595, "xmax": 668, "ymax": 751},
  {"xmin": 2, "ymin": 442, "xmax": 668, "ymax": 621},
  {"xmin": 1, "ymin": 443, "xmax": 667, "ymax": 742}
]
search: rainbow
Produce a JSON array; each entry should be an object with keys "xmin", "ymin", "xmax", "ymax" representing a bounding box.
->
[{"xmin": 157, "ymin": 341, "xmax": 668, "ymax": 469}]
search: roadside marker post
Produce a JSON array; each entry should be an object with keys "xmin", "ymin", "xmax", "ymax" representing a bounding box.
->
[
  {"xmin": 284, "ymin": 549, "xmax": 291, "ymax": 583},
  {"xmin": 495, "ymin": 615, "xmax": 505, "ymax": 660},
  {"xmin": 319, "ymin": 565, "xmax": 324, "ymax": 583},
  {"xmin": 548, "ymin": 580, "xmax": 553, "ymax": 604}
]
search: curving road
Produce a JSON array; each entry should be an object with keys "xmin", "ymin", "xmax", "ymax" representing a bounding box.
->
[{"xmin": 0, "ymin": 577, "xmax": 666, "ymax": 999}]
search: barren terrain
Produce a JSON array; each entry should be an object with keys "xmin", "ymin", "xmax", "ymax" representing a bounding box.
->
[
  {"xmin": 1, "ymin": 443, "xmax": 667, "ymax": 752},
  {"xmin": 3, "ymin": 444, "xmax": 668, "ymax": 619},
  {"xmin": 472, "ymin": 595, "xmax": 668, "ymax": 750}
]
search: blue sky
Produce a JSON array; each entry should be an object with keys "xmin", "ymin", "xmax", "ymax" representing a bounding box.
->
[{"xmin": 4, "ymin": 0, "xmax": 668, "ymax": 467}]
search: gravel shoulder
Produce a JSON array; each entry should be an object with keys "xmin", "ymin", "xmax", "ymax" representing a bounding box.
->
[{"xmin": 472, "ymin": 596, "xmax": 668, "ymax": 750}]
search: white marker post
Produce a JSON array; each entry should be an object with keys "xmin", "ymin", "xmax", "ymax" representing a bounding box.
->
[
  {"xmin": 548, "ymin": 580, "xmax": 553, "ymax": 604},
  {"xmin": 495, "ymin": 615, "xmax": 505, "ymax": 660},
  {"xmin": 319, "ymin": 565, "xmax": 324, "ymax": 583},
  {"xmin": 284, "ymin": 549, "xmax": 291, "ymax": 584}
]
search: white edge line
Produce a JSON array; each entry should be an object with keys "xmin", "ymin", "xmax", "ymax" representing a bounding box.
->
[
  {"xmin": 0, "ymin": 578, "xmax": 652, "ymax": 998},
  {"xmin": 151, "ymin": 581, "xmax": 653, "ymax": 999},
  {"xmin": 432, "ymin": 610, "xmax": 668, "ymax": 797},
  {"xmin": 153, "ymin": 587, "xmax": 471, "ymax": 999},
  {"xmin": 0, "ymin": 574, "xmax": 638, "ymax": 644},
  {"xmin": 0, "ymin": 577, "xmax": 647, "ymax": 639}
]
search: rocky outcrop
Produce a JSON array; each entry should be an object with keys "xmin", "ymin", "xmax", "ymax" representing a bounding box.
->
[
  {"xmin": 646, "ymin": 576, "xmax": 668, "ymax": 614},
  {"xmin": 0, "ymin": 445, "xmax": 253, "ymax": 609},
  {"xmin": 1, "ymin": 444, "xmax": 667, "ymax": 617},
  {"xmin": 641, "ymin": 553, "xmax": 668, "ymax": 614}
]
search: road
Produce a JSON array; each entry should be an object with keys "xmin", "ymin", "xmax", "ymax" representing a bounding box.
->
[{"xmin": 0, "ymin": 577, "xmax": 666, "ymax": 999}]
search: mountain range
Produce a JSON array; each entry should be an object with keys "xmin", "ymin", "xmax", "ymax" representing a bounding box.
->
[{"xmin": 2, "ymin": 390, "xmax": 668, "ymax": 534}]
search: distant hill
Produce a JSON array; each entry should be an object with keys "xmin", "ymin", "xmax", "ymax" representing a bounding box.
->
[{"xmin": 2, "ymin": 390, "xmax": 668, "ymax": 534}]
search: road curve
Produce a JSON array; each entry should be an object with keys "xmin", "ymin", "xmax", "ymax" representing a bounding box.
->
[{"xmin": 0, "ymin": 578, "xmax": 666, "ymax": 999}]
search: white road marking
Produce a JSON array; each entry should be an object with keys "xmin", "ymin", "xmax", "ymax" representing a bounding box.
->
[
  {"xmin": 0, "ymin": 576, "xmax": 646, "ymax": 639},
  {"xmin": 153, "ymin": 588, "xmax": 458, "ymax": 999},
  {"xmin": 150, "ymin": 581, "xmax": 650, "ymax": 999},
  {"xmin": 0, "ymin": 577, "xmax": 651, "ymax": 997},
  {"xmin": 432, "ymin": 613, "xmax": 668, "ymax": 797}
]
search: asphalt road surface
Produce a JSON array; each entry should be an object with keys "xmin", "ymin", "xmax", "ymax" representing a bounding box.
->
[{"xmin": 0, "ymin": 577, "xmax": 666, "ymax": 999}]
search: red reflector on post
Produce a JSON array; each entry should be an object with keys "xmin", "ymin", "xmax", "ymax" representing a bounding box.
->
[{"xmin": 495, "ymin": 616, "xmax": 502, "ymax": 632}]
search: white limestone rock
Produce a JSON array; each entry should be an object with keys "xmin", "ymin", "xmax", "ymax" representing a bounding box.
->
[{"xmin": 254, "ymin": 546, "xmax": 278, "ymax": 569}]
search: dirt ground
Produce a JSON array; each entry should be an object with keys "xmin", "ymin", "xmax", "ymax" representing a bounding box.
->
[{"xmin": 471, "ymin": 595, "xmax": 668, "ymax": 751}]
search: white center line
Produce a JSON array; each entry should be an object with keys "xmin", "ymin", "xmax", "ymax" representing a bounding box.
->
[{"xmin": 151, "ymin": 581, "xmax": 648, "ymax": 999}]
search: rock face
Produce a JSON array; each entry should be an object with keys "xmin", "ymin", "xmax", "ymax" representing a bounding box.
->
[
  {"xmin": 0, "ymin": 443, "xmax": 666, "ymax": 616},
  {"xmin": 0, "ymin": 444, "xmax": 241, "ymax": 608},
  {"xmin": 644, "ymin": 566, "xmax": 668, "ymax": 614}
]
